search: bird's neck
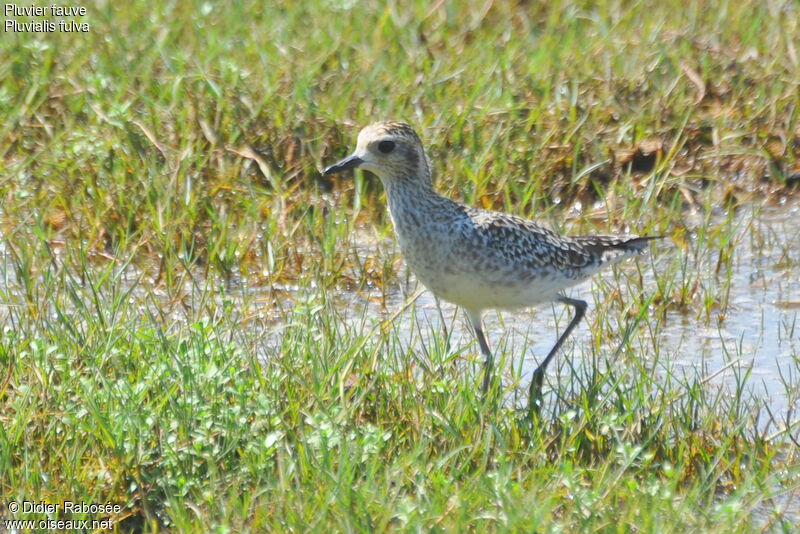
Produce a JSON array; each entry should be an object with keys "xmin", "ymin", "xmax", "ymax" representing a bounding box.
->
[
  {"xmin": 378, "ymin": 170, "xmax": 460, "ymax": 248},
  {"xmin": 381, "ymin": 172, "xmax": 439, "ymax": 212}
]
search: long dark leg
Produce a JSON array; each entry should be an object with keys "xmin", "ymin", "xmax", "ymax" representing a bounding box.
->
[
  {"xmin": 476, "ymin": 326, "xmax": 494, "ymax": 394},
  {"xmin": 466, "ymin": 310, "xmax": 493, "ymax": 394},
  {"xmin": 529, "ymin": 297, "xmax": 587, "ymax": 408}
]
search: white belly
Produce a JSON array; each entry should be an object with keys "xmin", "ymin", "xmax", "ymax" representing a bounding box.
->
[{"xmin": 414, "ymin": 265, "xmax": 575, "ymax": 311}]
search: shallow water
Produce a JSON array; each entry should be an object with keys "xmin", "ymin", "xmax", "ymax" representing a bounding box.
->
[
  {"xmin": 329, "ymin": 201, "xmax": 800, "ymax": 526},
  {"xmin": 1, "ymin": 199, "xmax": 797, "ymax": 524},
  {"xmin": 1, "ymin": 200, "xmax": 798, "ymax": 432},
  {"xmin": 657, "ymin": 204, "xmax": 799, "ymax": 427},
  {"xmin": 332, "ymin": 200, "xmax": 800, "ymax": 435},
  {"xmin": 2, "ymin": 200, "xmax": 798, "ymax": 428}
]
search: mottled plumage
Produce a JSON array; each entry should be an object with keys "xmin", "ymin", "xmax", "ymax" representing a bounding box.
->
[{"xmin": 324, "ymin": 121, "xmax": 660, "ymax": 408}]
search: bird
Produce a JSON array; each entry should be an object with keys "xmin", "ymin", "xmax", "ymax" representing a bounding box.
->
[{"xmin": 323, "ymin": 121, "xmax": 660, "ymax": 409}]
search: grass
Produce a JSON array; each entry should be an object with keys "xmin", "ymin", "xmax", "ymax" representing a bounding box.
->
[{"xmin": 1, "ymin": 0, "xmax": 799, "ymax": 531}]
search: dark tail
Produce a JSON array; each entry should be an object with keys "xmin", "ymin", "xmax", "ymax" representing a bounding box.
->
[
  {"xmin": 573, "ymin": 234, "xmax": 664, "ymax": 264},
  {"xmin": 615, "ymin": 235, "xmax": 665, "ymax": 252},
  {"xmin": 575, "ymin": 234, "xmax": 663, "ymax": 251}
]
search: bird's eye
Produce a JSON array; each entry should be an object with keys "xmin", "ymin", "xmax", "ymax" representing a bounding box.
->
[{"xmin": 378, "ymin": 140, "xmax": 396, "ymax": 154}]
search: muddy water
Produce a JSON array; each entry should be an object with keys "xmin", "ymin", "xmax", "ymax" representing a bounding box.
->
[{"xmin": 337, "ymin": 200, "xmax": 799, "ymax": 433}]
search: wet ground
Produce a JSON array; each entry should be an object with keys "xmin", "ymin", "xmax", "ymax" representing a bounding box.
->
[
  {"xmin": 1, "ymin": 200, "xmax": 798, "ymax": 429},
  {"xmin": 2, "ymin": 198, "xmax": 798, "ymax": 525},
  {"xmin": 331, "ymin": 200, "xmax": 800, "ymax": 435}
]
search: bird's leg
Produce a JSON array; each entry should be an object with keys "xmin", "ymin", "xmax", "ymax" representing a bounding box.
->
[
  {"xmin": 434, "ymin": 296, "xmax": 451, "ymax": 355},
  {"xmin": 476, "ymin": 327, "xmax": 494, "ymax": 394},
  {"xmin": 467, "ymin": 310, "xmax": 494, "ymax": 395},
  {"xmin": 529, "ymin": 297, "xmax": 587, "ymax": 411}
]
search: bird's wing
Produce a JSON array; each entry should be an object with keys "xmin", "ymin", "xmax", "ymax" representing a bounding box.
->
[{"xmin": 461, "ymin": 208, "xmax": 594, "ymax": 271}]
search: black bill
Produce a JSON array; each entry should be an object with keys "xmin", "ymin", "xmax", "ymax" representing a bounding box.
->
[{"xmin": 323, "ymin": 155, "xmax": 363, "ymax": 175}]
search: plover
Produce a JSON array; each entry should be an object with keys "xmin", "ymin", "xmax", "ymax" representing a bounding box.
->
[{"xmin": 324, "ymin": 121, "xmax": 659, "ymax": 407}]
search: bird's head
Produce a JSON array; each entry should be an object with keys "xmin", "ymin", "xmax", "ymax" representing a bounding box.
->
[{"xmin": 323, "ymin": 121, "xmax": 431, "ymax": 185}]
